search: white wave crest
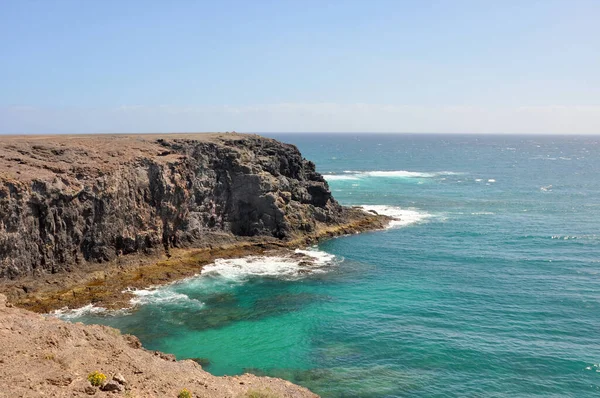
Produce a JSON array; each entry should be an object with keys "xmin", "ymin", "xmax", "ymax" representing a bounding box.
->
[
  {"xmin": 201, "ymin": 248, "xmax": 339, "ymax": 280},
  {"xmin": 323, "ymin": 170, "xmax": 462, "ymax": 181},
  {"xmin": 294, "ymin": 248, "xmax": 336, "ymax": 265},
  {"xmin": 364, "ymin": 170, "xmax": 436, "ymax": 178},
  {"xmin": 361, "ymin": 205, "xmax": 431, "ymax": 228},
  {"xmin": 127, "ymin": 288, "xmax": 204, "ymax": 307},
  {"xmin": 322, "ymin": 174, "xmax": 360, "ymax": 181},
  {"xmin": 551, "ymin": 234, "xmax": 600, "ymax": 240},
  {"xmin": 51, "ymin": 304, "xmax": 107, "ymax": 320}
]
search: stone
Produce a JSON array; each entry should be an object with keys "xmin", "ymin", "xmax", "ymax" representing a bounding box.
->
[
  {"xmin": 101, "ymin": 381, "xmax": 124, "ymax": 392},
  {"xmin": 155, "ymin": 351, "xmax": 176, "ymax": 361},
  {"xmin": 112, "ymin": 373, "xmax": 127, "ymax": 385},
  {"xmin": 123, "ymin": 334, "xmax": 142, "ymax": 349},
  {"xmin": 46, "ymin": 376, "xmax": 72, "ymax": 386}
]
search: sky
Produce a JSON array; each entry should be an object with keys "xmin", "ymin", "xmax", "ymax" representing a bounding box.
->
[{"xmin": 1, "ymin": 0, "xmax": 599, "ymax": 134}]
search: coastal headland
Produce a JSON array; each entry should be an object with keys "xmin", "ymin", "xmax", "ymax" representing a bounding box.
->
[
  {"xmin": 0, "ymin": 133, "xmax": 388, "ymax": 311},
  {"xmin": 0, "ymin": 133, "xmax": 389, "ymax": 396}
]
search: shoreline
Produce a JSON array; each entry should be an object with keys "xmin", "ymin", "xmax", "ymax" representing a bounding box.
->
[
  {"xmin": 0, "ymin": 133, "xmax": 391, "ymax": 397},
  {"xmin": 0, "ymin": 293, "xmax": 319, "ymax": 397},
  {"xmin": 1, "ymin": 208, "xmax": 390, "ymax": 314}
]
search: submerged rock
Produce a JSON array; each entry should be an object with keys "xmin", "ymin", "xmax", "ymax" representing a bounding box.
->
[{"xmin": 190, "ymin": 357, "xmax": 211, "ymax": 367}]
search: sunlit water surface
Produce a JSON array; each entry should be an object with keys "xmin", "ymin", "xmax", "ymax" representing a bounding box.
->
[{"xmin": 65, "ymin": 134, "xmax": 600, "ymax": 397}]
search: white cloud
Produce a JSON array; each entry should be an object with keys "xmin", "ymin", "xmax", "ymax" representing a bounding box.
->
[{"xmin": 1, "ymin": 103, "xmax": 599, "ymax": 134}]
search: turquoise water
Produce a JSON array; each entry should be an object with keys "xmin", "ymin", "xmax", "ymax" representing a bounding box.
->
[{"xmin": 67, "ymin": 134, "xmax": 600, "ymax": 397}]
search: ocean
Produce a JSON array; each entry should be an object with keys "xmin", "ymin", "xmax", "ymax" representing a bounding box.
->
[{"xmin": 63, "ymin": 134, "xmax": 600, "ymax": 397}]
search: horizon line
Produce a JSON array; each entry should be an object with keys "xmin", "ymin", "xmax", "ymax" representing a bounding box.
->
[{"xmin": 1, "ymin": 131, "xmax": 599, "ymax": 137}]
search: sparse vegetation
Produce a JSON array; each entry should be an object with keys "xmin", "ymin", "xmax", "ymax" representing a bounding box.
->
[
  {"xmin": 245, "ymin": 388, "xmax": 280, "ymax": 398},
  {"xmin": 87, "ymin": 371, "xmax": 107, "ymax": 386},
  {"xmin": 178, "ymin": 388, "xmax": 192, "ymax": 398}
]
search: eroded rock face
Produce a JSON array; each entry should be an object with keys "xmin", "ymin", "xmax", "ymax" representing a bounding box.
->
[{"xmin": 0, "ymin": 134, "xmax": 343, "ymax": 279}]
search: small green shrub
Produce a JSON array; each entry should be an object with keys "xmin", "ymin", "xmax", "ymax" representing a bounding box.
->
[
  {"xmin": 87, "ymin": 371, "xmax": 107, "ymax": 387},
  {"xmin": 178, "ymin": 388, "xmax": 192, "ymax": 398}
]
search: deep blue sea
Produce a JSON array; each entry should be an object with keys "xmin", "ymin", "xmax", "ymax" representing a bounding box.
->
[{"xmin": 65, "ymin": 134, "xmax": 600, "ymax": 397}]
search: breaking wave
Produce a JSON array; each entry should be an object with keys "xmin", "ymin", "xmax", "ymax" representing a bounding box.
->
[
  {"xmin": 360, "ymin": 205, "xmax": 431, "ymax": 228},
  {"xmin": 323, "ymin": 170, "xmax": 463, "ymax": 181},
  {"xmin": 551, "ymin": 234, "xmax": 600, "ymax": 241},
  {"xmin": 51, "ymin": 248, "xmax": 340, "ymax": 313},
  {"xmin": 127, "ymin": 288, "xmax": 204, "ymax": 307},
  {"xmin": 200, "ymin": 247, "xmax": 340, "ymax": 281},
  {"xmin": 51, "ymin": 304, "xmax": 108, "ymax": 320}
]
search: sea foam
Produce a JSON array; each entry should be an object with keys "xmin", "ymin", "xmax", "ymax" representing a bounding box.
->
[
  {"xmin": 127, "ymin": 288, "xmax": 204, "ymax": 307},
  {"xmin": 201, "ymin": 247, "xmax": 339, "ymax": 281},
  {"xmin": 51, "ymin": 304, "xmax": 108, "ymax": 320},
  {"xmin": 322, "ymin": 174, "xmax": 361, "ymax": 181},
  {"xmin": 323, "ymin": 170, "xmax": 462, "ymax": 181},
  {"xmin": 50, "ymin": 288, "xmax": 204, "ymax": 318},
  {"xmin": 360, "ymin": 205, "xmax": 431, "ymax": 228},
  {"xmin": 53, "ymin": 248, "xmax": 339, "ymax": 313}
]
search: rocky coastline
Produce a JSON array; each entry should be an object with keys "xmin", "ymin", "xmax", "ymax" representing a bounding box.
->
[
  {"xmin": 0, "ymin": 133, "xmax": 388, "ymax": 312},
  {"xmin": 0, "ymin": 133, "xmax": 389, "ymax": 396}
]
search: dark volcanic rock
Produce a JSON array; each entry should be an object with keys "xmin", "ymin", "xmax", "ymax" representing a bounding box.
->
[{"xmin": 0, "ymin": 134, "xmax": 344, "ymax": 279}]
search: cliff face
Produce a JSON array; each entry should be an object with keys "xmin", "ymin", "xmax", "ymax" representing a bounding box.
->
[{"xmin": 0, "ymin": 134, "xmax": 343, "ymax": 279}]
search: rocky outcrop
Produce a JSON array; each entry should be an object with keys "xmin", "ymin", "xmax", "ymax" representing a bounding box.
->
[
  {"xmin": 0, "ymin": 293, "xmax": 317, "ymax": 397},
  {"xmin": 0, "ymin": 134, "xmax": 347, "ymax": 280}
]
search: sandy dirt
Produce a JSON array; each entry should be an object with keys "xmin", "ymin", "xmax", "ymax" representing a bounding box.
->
[
  {"xmin": 0, "ymin": 293, "xmax": 317, "ymax": 398},
  {"xmin": 0, "ymin": 133, "xmax": 250, "ymax": 184}
]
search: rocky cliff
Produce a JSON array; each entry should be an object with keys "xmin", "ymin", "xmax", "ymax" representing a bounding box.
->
[{"xmin": 0, "ymin": 133, "xmax": 376, "ymax": 281}]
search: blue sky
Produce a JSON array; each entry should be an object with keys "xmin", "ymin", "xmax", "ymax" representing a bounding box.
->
[{"xmin": 1, "ymin": 0, "xmax": 599, "ymax": 134}]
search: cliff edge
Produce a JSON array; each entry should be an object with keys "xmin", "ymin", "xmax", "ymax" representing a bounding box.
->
[
  {"xmin": 0, "ymin": 133, "xmax": 387, "ymax": 310},
  {"xmin": 0, "ymin": 133, "xmax": 345, "ymax": 278}
]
